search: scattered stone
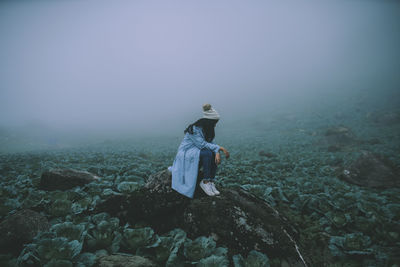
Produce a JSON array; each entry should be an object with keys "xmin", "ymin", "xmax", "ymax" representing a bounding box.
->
[
  {"xmin": 0, "ymin": 209, "xmax": 50, "ymax": 254},
  {"xmin": 339, "ymin": 151, "xmax": 400, "ymax": 188},
  {"xmin": 95, "ymin": 254, "xmax": 156, "ymax": 267},
  {"xmin": 39, "ymin": 168, "xmax": 100, "ymax": 191}
]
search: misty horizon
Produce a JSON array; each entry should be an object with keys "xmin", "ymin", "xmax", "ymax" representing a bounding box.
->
[{"xmin": 1, "ymin": 0, "xmax": 399, "ymax": 144}]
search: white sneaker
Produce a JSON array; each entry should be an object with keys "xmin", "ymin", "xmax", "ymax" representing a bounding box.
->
[
  {"xmin": 200, "ymin": 180, "xmax": 215, "ymax": 196},
  {"xmin": 210, "ymin": 182, "xmax": 220, "ymax": 195}
]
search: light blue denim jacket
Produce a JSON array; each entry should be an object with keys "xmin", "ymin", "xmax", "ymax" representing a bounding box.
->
[{"xmin": 169, "ymin": 125, "xmax": 220, "ymax": 198}]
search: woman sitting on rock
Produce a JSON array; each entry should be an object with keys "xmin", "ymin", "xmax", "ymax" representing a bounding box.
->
[{"xmin": 168, "ymin": 104, "xmax": 230, "ymax": 198}]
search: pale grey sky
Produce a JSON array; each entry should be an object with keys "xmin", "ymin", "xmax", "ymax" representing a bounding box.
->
[{"xmin": 1, "ymin": 0, "xmax": 399, "ymax": 136}]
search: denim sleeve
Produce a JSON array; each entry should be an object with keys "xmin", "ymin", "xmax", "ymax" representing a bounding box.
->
[{"xmin": 187, "ymin": 130, "xmax": 220, "ymax": 153}]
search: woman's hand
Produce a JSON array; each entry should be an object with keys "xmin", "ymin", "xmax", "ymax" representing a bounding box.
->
[
  {"xmin": 215, "ymin": 152, "xmax": 221, "ymax": 165},
  {"xmin": 219, "ymin": 146, "xmax": 230, "ymax": 159}
]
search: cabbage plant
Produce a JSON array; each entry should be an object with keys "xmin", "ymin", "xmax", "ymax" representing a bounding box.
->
[
  {"xmin": 146, "ymin": 228, "xmax": 187, "ymax": 265},
  {"xmin": 121, "ymin": 226, "xmax": 161, "ymax": 253},
  {"xmin": 233, "ymin": 250, "xmax": 270, "ymax": 267},
  {"xmin": 85, "ymin": 213, "xmax": 122, "ymax": 253},
  {"xmin": 17, "ymin": 232, "xmax": 82, "ymax": 267},
  {"xmin": 117, "ymin": 181, "xmax": 141, "ymax": 194}
]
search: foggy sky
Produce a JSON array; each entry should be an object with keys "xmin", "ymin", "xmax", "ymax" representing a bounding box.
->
[{"xmin": 1, "ymin": 0, "xmax": 399, "ymax": 137}]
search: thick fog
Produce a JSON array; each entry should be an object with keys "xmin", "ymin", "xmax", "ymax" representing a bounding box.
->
[{"xmin": 1, "ymin": 0, "xmax": 399, "ymax": 149}]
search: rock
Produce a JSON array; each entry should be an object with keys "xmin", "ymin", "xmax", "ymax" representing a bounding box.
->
[
  {"xmin": 39, "ymin": 168, "xmax": 100, "ymax": 191},
  {"xmin": 96, "ymin": 170, "xmax": 311, "ymax": 266},
  {"xmin": 339, "ymin": 151, "xmax": 400, "ymax": 188},
  {"xmin": 144, "ymin": 168, "xmax": 175, "ymax": 193},
  {"xmin": 95, "ymin": 254, "xmax": 156, "ymax": 267},
  {"xmin": 0, "ymin": 209, "xmax": 50, "ymax": 254}
]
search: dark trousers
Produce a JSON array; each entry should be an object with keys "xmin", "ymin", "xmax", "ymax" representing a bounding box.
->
[{"xmin": 199, "ymin": 147, "xmax": 218, "ymax": 181}]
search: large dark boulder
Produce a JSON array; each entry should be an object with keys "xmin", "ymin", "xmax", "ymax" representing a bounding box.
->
[
  {"xmin": 0, "ymin": 209, "xmax": 50, "ymax": 254},
  {"xmin": 96, "ymin": 169, "xmax": 310, "ymax": 266},
  {"xmin": 39, "ymin": 168, "xmax": 100, "ymax": 191},
  {"xmin": 95, "ymin": 254, "xmax": 156, "ymax": 267},
  {"xmin": 339, "ymin": 151, "xmax": 400, "ymax": 188}
]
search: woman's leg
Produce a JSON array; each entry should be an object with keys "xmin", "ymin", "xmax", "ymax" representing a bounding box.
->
[
  {"xmin": 199, "ymin": 148, "xmax": 220, "ymax": 195},
  {"xmin": 199, "ymin": 148, "xmax": 216, "ymax": 181},
  {"xmin": 209, "ymin": 151, "xmax": 218, "ymax": 182},
  {"xmin": 203, "ymin": 150, "xmax": 220, "ymax": 195}
]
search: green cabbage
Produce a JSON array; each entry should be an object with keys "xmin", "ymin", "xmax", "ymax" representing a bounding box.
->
[
  {"xmin": 197, "ymin": 255, "xmax": 229, "ymax": 267},
  {"xmin": 85, "ymin": 213, "xmax": 122, "ymax": 253},
  {"xmin": 50, "ymin": 222, "xmax": 86, "ymax": 242},
  {"xmin": 233, "ymin": 250, "xmax": 270, "ymax": 267},
  {"xmin": 184, "ymin": 236, "xmax": 216, "ymax": 262},
  {"xmin": 117, "ymin": 181, "xmax": 141, "ymax": 194},
  {"xmin": 49, "ymin": 199, "xmax": 72, "ymax": 217},
  {"xmin": 17, "ymin": 234, "xmax": 82, "ymax": 266},
  {"xmin": 122, "ymin": 227, "xmax": 161, "ymax": 253}
]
